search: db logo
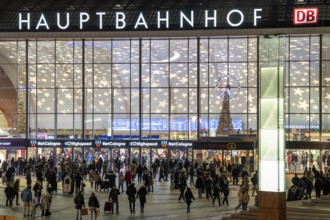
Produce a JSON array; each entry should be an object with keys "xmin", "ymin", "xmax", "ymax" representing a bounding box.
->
[{"xmin": 294, "ymin": 8, "xmax": 318, "ymax": 25}]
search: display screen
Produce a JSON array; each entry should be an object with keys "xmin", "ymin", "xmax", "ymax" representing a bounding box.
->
[{"xmin": 111, "ymin": 118, "xmax": 243, "ymax": 131}]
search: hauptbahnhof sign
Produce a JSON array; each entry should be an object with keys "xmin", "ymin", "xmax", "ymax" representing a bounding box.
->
[
  {"xmin": 18, "ymin": 9, "xmax": 263, "ymax": 31},
  {"xmin": 0, "ymin": 1, "xmax": 326, "ymax": 32}
]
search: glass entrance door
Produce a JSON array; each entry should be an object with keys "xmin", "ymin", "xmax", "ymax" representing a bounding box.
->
[
  {"xmin": 73, "ymin": 147, "xmax": 83, "ymax": 162},
  {"xmin": 112, "ymin": 148, "xmax": 128, "ymax": 171},
  {"xmin": 131, "ymin": 148, "xmax": 140, "ymax": 164},
  {"xmin": 141, "ymin": 148, "xmax": 150, "ymax": 168},
  {"xmin": 56, "ymin": 147, "xmax": 73, "ymax": 162}
]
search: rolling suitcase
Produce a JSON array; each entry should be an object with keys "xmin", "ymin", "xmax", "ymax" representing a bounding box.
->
[{"xmin": 104, "ymin": 201, "xmax": 112, "ymax": 212}]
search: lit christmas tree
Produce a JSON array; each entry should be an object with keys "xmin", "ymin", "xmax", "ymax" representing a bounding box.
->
[{"xmin": 216, "ymin": 88, "xmax": 234, "ymax": 135}]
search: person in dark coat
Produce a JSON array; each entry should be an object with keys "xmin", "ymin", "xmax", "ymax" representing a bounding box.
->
[
  {"xmin": 184, "ymin": 187, "xmax": 195, "ymax": 213},
  {"xmin": 212, "ymin": 183, "xmax": 221, "ymax": 206},
  {"xmin": 136, "ymin": 164, "xmax": 143, "ymax": 184},
  {"xmin": 4, "ymin": 183, "xmax": 15, "ymax": 206},
  {"xmin": 50, "ymin": 171, "xmax": 57, "ymax": 194},
  {"xmin": 315, "ymin": 176, "xmax": 322, "ymax": 198},
  {"xmin": 204, "ymin": 176, "xmax": 213, "ymax": 201},
  {"xmin": 70, "ymin": 173, "xmax": 75, "ymax": 195},
  {"xmin": 232, "ymin": 165, "xmax": 239, "ymax": 186},
  {"xmin": 26, "ymin": 171, "xmax": 32, "ymax": 187},
  {"xmin": 126, "ymin": 183, "xmax": 137, "ymax": 214},
  {"xmin": 33, "ymin": 181, "xmax": 43, "ymax": 196},
  {"xmin": 74, "ymin": 190, "xmax": 85, "ymax": 220},
  {"xmin": 75, "ymin": 172, "xmax": 83, "ymax": 194},
  {"xmin": 107, "ymin": 171, "xmax": 116, "ymax": 189},
  {"xmin": 178, "ymin": 176, "xmax": 187, "ymax": 201},
  {"xmin": 195, "ymin": 175, "xmax": 204, "ymax": 199},
  {"xmin": 88, "ymin": 192, "xmax": 99, "ymax": 220},
  {"xmin": 97, "ymin": 157, "xmax": 103, "ymax": 173},
  {"xmin": 137, "ymin": 185, "xmax": 148, "ymax": 213},
  {"xmin": 109, "ymin": 185, "xmax": 120, "ymax": 214}
]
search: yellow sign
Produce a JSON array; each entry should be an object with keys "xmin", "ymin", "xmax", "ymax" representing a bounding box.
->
[{"xmin": 227, "ymin": 142, "xmax": 237, "ymax": 150}]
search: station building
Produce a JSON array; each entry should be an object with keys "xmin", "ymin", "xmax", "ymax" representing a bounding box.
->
[{"xmin": 0, "ymin": 0, "xmax": 329, "ymax": 174}]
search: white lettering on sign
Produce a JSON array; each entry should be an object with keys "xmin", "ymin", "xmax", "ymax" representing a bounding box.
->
[
  {"xmin": 18, "ymin": 9, "xmax": 263, "ymax": 31},
  {"xmin": 79, "ymin": 12, "xmax": 90, "ymax": 29},
  {"xmin": 96, "ymin": 12, "xmax": 106, "ymax": 29},
  {"xmin": 57, "ymin": 13, "xmax": 70, "ymax": 29},
  {"xmin": 134, "ymin": 13, "xmax": 148, "ymax": 29},
  {"xmin": 38, "ymin": 141, "xmax": 61, "ymax": 147},
  {"xmin": 168, "ymin": 142, "xmax": 193, "ymax": 147},
  {"xmin": 227, "ymin": 10, "xmax": 244, "ymax": 27},
  {"xmin": 157, "ymin": 11, "xmax": 169, "ymax": 28},
  {"xmin": 64, "ymin": 141, "xmax": 93, "ymax": 146},
  {"xmin": 129, "ymin": 142, "xmax": 158, "ymax": 147},
  {"xmin": 116, "ymin": 12, "xmax": 126, "ymax": 29},
  {"xmin": 102, "ymin": 142, "xmax": 126, "ymax": 147},
  {"xmin": 205, "ymin": 10, "xmax": 217, "ymax": 28},
  {"xmin": 254, "ymin": 9, "xmax": 262, "ymax": 26}
]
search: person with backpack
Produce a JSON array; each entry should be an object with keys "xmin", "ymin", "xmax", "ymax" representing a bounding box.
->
[
  {"xmin": 184, "ymin": 187, "xmax": 195, "ymax": 213},
  {"xmin": 126, "ymin": 183, "xmax": 137, "ymax": 214}
]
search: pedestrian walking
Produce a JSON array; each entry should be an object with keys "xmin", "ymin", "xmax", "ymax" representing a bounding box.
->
[
  {"xmin": 212, "ymin": 183, "xmax": 221, "ymax": 206},
  {"xmin": 242, "ymin": 187, "xmax": 250, "ymax": 211},
  {"xmin": 5, "ymin": 183, "xmax": 14, "ymax": 207},
  {"xmin": 178, "ymin": 175, "xmax": 187, "ymax": 201},
  {"xmin": 31, "ymin": 190, "xmax": 41, "ymax": 218},
  {"xmin": 126, "ymin": 183, "xmax": 137, "ymax": 214},
  {"xmin": 21, "ymin": 185, "xmax": 32, "ymax": 217},
  {"xmin": 40, "ymin": 188, "xmax": 52, "ymax": 216},
  {"xmin": 137, "ymin": 185, "xmax": 148, "ymax": 213},
  {"xmin": 235, "ymin": 185, "xmax": 244, "ymax": 212},
  {"xmin": 189, "ymin": 167, "xmax": 194, "ymax": 186},
  {"xmin": 88, "ymin": 192, "xmax": 100, "ymax": 220},
  {"xmin": 74, "ymin": 190, "xmax": 85, "ymax": 220},
  {"xmin": 13, "ymin": 178, "xmax": 20, "ymax": 205},
  {"xmin": 251, "ymin": 171, "xmax": 258, "ymax": 196},
  {"xmin": 195, "ymin": 175, "xmax": 204, "ymax": 199},
  {"xmin": 109, "ymin": 185, "xmax": 120, "ymax": 214},
  {"xmin": 222, "ymin": 179, "xmax": 230, "ymax": 206},
  {"xmin": 184, "ymin": 187, "xmax": 195, "ymax": 213}
]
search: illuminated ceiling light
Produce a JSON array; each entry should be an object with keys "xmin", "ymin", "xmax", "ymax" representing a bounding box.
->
[{"xmin": 113, "ymin": 4, "xmax": 123, "ymax": 9}]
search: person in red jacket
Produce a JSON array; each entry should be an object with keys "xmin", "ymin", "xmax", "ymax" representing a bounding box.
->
[{"xmin": 125, "ymin": 170, "xmax": 132, "ymax": 190}]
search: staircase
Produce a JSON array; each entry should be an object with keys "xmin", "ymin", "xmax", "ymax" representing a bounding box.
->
[{"xmin": 222, "ymin": 196, "xmax": 330, "ymax": 220}]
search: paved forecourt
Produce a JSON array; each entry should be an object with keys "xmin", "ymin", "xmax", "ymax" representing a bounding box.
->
[
  {"xmin": 0, "ymin": 173, "xmax": 313, "ymax": 220},
  {"xmin": 0, "ymin": 175, "xmax": 244, "ymax": 220}
]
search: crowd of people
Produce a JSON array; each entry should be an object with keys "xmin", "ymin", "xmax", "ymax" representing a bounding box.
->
[
  {"xmin": 287, "ymin": 165, "xmax": 330, "ymax": 201},
  {"xmin": 2, "ymin": 155, "xmax": 330, "ymax": 218}
]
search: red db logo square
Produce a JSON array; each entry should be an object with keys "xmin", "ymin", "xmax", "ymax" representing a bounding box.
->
[{"xmin": 294, "ymin": 8, "xmax": 318, "ymax": 25}]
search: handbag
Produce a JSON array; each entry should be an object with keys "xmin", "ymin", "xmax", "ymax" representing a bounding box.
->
[
  {"xmin": 95, "ymin": 209, "xmax": 100, "ymax": 217},
  {"xmin": 81, "ymin": 208, "xmax": 88, "ymax": 215}
]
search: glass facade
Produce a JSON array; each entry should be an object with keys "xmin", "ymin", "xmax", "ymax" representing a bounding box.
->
[
  {"xmin": 0, "ymin": 35, "xmax": 330, "ymax": 169},
  {"xmin": 0, "ymin": 37, "xmax": 259, "ymax": 139}
]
